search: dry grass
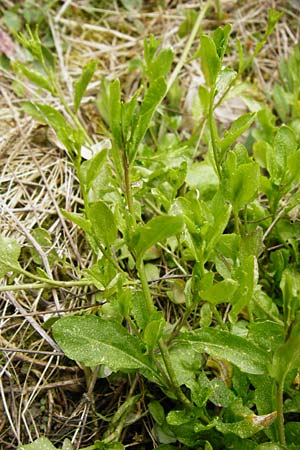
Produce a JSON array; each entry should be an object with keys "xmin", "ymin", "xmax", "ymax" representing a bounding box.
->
[{"xmin": 0, "ymin": 0, "xmax": 300, "ymax": 448}]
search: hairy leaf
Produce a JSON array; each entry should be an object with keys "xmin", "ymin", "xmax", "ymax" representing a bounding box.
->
[
  {"xmin": 178, "ymin": 328, "xmax": 269, "ymax": 374},
  {"xmin": 53, "ymin": 315, "xmax": 156, "ymax": 372},
  {"xmin": 0, "ymin": 235, "xmax": 21, "ymax": 277},
  {"xmin": 74, "ymin": 60, "xmax": 97, "ymax": 112}
]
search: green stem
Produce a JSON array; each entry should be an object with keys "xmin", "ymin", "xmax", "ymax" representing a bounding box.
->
[
  {"xmin": 209, "ymin": 88, "xmax": 221, "ymax": 180},
  {"xmin": 167, "ymin": 0, "xmax": 212, "ymax": 93},
  {"xmin": 137, "ymin": 261, "xmax": 155, "ymax": 314},
  {"xmin": 45, "ymin": 67, "xmax": 93, "ymax": 147},
  {"xmin": 214, "ymin": 0, "xmax": 223, "ymax": 19},
  {"xmin": 276, "ymin": 380, "xmax": 286, "ymax": 445},
  {"xmin": 0, "ymin": 279, "xmax": 91, "ymax": 292},
  {"xmin": 211, "ymin": 305, "xmax": 227, "ymax": 329},
  {"xmin": 158, "ymin": 339, "xmax": 193, "ymax": 409},
  {"xmin": 122, "ymin": 150, "xmax": 135, "ymax": 222},
  {"xmin": 233, "ymin": 209, "xmax": 240, "ymax": 234},
  {"xmin": 11, "ymin": 266, "xmax": 91, "ymax": 288}
]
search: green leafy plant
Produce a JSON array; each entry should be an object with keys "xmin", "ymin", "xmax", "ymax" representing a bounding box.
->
[{"xmin": 3, "ymin": 4, "xmax": 300, "ymax": 450}]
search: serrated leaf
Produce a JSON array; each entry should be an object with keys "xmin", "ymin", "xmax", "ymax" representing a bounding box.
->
[
  {"xmin": 89, "ymin": 201, "xmax": 118, "ymax": 247},
  {"xmin": 178, "ymin": 328, "xmax": 269, "ymax": 374},
  {"xmin": 52, "ymin": 315, "xmax": 156, "ymax": 373},
  {"xmin": 132, "ymin": 215, "xmax": 183, "ymax": 264},
  {"xmin": 129, "ymin": 77, "xmax": 167, "ymax": 162},
  {"xmin": 0, "ymin": 235, "xmax": 21, "ymax": 277},
  {"xmin": 73, "ymin": 60, "xmax": 97, "ymax": 112}
]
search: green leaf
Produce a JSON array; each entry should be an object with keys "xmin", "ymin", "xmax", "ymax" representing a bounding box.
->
[
  {"xmin": 148, "ymin": 400, "xmax": 165, "ymax": 426},
  {"xmin": 88, "ymin": 201, "xmax": 118, "ymax": 247},
  {"xmin": 109, "ymin": 79, "xmax": 122, "ymax": 148},
  {"xmin": 255, "ymin": 444, "xmax": 286, "ymax": 450},
  {"xmin": 269, "ymin": 319, "xmax": 300, "ymax": 383},
  {"xmin": 24, "ymin": 102, "xmax": 70, "ymax": 130},
  {"xmin": 280, "ymin": 267, "xmax": 300, "ymax": 330},
  {"xmin": 205, "ymin": 193, "xmax": 232, "ymax": 258},
  {"xmin": 22, "ymin": 101, "xmax": 82, "ymax": 154},
  {"xmin": 143, "ymin": 313, "xmax": 166, "ymax": 349},
  {"xmin": 145, "ymin": 48, "xmax": 173, "ymax": 83},
  {"xmin": 199, "ymin": 35, "xmax": 220, "ymax": 86},
  {"xmin": 186, "ymin": 161, "xmax": 219, "ymax": 194},
  {"xmin": 178, "ymin": 328, "xmax": 269, "ymax": 374},
  {"xmin": 216, "ymin": 412, "xmax": 277, "ymax": 439},
  {"xmin": 80, "ymin": 148, "xmax": 108, "ymax": 192},
  {"xmin": 286, "ymin": 151, "xmax": 300, "ymax": 185},
  {"xmin": 129, "ymin": 77, "xmax": 167, "ymax": 162},
  {"xmin": 286, "ymin": 422, "xmax": 300, "ymax": 445},
  {"xmin": 61, "ymin": 210, "xmax": 92, "ymax": 235},
  {"xmin": 62, "ymin": 440, "xmax": 73, "ymax": 450},
  {"xmin": 248, "ymin": 321, "xmax": 284, "ymax": 354},
  {"xmin": 131, "ymin": 290, "xmax": 149, "ymax": 329},
  {"xmin": 17, "ymin": 437, "xmax": 57, "ymax": 450},
  {"xmin": 30, "ymin": 228, "xmax": 58, "ymax": 267},
  {"xmin": 272, "ymin": 84, "xmax": 290, "ymax": 122},
  {"xmin": 167, "ymin": 343, "xmax": 202, "ymax": 385},
  {"xmin": 216, "ymin": 68, "xmax": 236, "ymax": 100},
  {"xmin": 121, "ymin": 90, "xmax": 140, "ymax": 142},
  {"xmin": 52, "ymin": 315, "xmax": 155, "ymax": 372},
  {"xmin": 119, "ymin": 0, "xmax": 142, "ymax": 10},
  {"xmin": 4, "ymin": 11, "xmax": 22, "ymax": 32},
  {"xmin": 229, "ymin": 255, "xmax": 257, "ymax": 322},
  {"xmin": 197, "ymin": 85, "xmax": 210, "ymax": 118},
  {"xmin": 74, "ymin": 60, "xmax": 97, "ymax": 112},
  {"xmin": 132, "ymin": 215, "xmax": 183, "ymax": 264},
  {"xmin": 200, "ymin": 279, "xmax": 238, "ymax": 305},
  {"xmin": 213, "ymin": 24, "xmax": 232, "ymax": 59},
  {"xmin": 13, "ymin": 62, "xmax": 54, "ymax": 93},
  {"xmin": 267, "ymin": 125, "xmax": 297, "ymax": 185},
  {"xmin": 220, "ymin": 113, "xmax": 256, "ymax": 155},
  {"xmin": 0, "ymin": 235, "xmax": 21, "ymax": 277},
  {"xmin": 231, "ymin": 162, "xmax": 260, "ymax": 210}
]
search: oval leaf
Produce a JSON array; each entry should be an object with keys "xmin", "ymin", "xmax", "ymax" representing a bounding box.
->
[
  {"xmin": 89, "ymin": 201, "xmax": 117, "ymax": 247},
  {"xmin": 52, "ymin": 315, "xmax": 155, "ymax": 372},
  {"xmin": 177, "ymin": 327, "xmax": 269, "ymax": 374},
  {"xmin": 132, "ymin": 215, "xmax": 183, "ymax": 264},
  {"xmin": 0, "ymin": 235, "xmax": 21, "ymax": 277}
]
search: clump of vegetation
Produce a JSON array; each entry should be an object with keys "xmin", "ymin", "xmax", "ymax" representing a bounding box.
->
[{"xmin": 2, "ymin": 2, "xmax": 300, "ymax": 449}]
